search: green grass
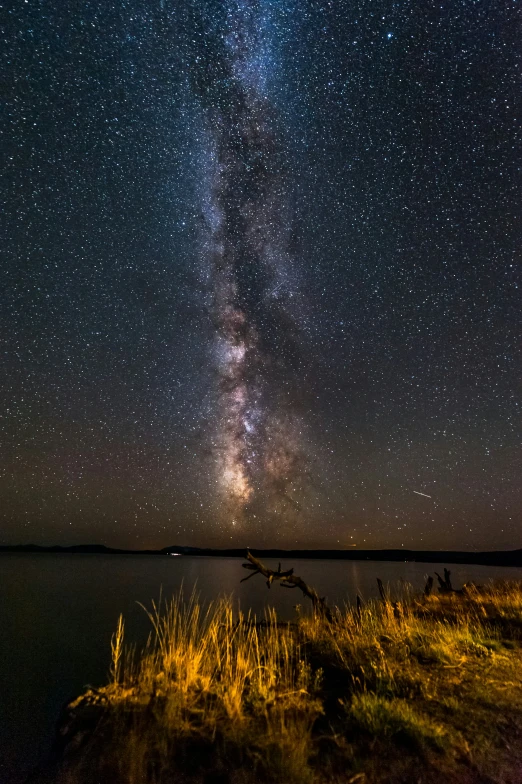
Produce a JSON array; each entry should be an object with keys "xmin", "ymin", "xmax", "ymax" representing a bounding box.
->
[
  {"xmin": 347, "ymin": 693, "xmax": 449, "ymax": 751},
  {"xmin": 52, "ymin": 579, "xmax": 522, "ymax": 784}
]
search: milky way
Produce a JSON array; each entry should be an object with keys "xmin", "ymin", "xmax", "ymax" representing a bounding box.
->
[
  {"xmin": 3, "ymin": 0, "xmax": 521, "ymax": 549},
  {"xmin": 193, "ymin": 1, "xmax": 306, "ymax": 527}
]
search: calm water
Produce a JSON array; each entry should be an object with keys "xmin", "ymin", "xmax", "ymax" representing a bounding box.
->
[{"xmin": 1, "ymin": 553, "xmax": 520, "ymax": 779}]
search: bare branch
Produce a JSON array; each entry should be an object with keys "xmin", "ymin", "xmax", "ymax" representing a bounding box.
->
[
  {"xmin": 242, "ymin": 551, "xmax": 332, "ymax": 620},
  {"xmin": 423, "ymin": 575, "xmax": 434, "ymax": 597},
  {"xmin": 245, "ymin": 551, "xmax": 294, "ymax": 581},
  {"xmin": 240, "ymin": 570, "xmax": 260, "ymax": 583},
  {"xmin": 377, "ymin": 578, "xmax": 388, "ymax": 604}
]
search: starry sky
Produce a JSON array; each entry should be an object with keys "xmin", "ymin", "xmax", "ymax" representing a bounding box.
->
[{"xmin": 3, "ymin": 0, "xmax": 521, "ymax": 551}]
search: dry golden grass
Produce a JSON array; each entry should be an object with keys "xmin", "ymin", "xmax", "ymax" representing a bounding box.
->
[{"xmin": 54, "ymin": 579, "xmax": 522, "ymax": 784}]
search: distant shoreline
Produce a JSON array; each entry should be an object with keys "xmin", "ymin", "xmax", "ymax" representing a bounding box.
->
[{"xmin": 1, "ymin": 543, "xmax": 521, "ymax": 567}]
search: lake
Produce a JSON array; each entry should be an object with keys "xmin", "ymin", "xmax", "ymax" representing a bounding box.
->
[{"xmin": 1, "ymin": 553, "xmax": 520, "ymax": 781}]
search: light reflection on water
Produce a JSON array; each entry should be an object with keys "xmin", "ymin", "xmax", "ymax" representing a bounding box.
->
[{"xmin": 1, "ymin": 553, "xmax": 520, "ymax": 777}]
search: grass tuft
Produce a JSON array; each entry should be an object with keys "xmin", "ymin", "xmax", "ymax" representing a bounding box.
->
[{"xmin": 348, "ymin": 693, "xmax": 449, "ymax": 752}]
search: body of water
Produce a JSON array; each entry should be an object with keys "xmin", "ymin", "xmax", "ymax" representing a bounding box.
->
[{"xmin": 1, "ymin": 553, "xmax": 520, "ymax": 780}]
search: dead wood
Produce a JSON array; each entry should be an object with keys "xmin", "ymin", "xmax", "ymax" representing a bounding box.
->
[
  {"xmin": 377, "ymin": 578, "xmax": 388, "ymax": 603},
  {"xmin": 241, "ymin": 551, "xmax": 333, "ymax": 621},
  {"xmin": 424, "ymin": 576, "xmax": 434, "ymax": 597},
  {"xmin": 435, "ymin": 568, "xmax": 454, "ymax": 593},
  {"xmin": 241, "ymin": 552, "xmax": 294, "ymax": 587}
]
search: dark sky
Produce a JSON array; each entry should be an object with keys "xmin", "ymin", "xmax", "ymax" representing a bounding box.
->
[{"xmin": 3, "ymin": 0, "xmax": 520, "ymax": 551}]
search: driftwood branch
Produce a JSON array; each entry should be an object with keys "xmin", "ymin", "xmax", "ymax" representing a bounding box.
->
[
  {"xmin": 241, "ymin": 551, "xmax": 333, "ymax": 621},
  {"xmin": 376, "ymin": 578, "xmax": 388, "ymax": 604},
  {"xmin": 241, "ymin": 552, "xmax": 294, "ymax": 588},
  {"xmin": 435, "ymin": 568, "xmax": 453, "ymax": 593},
  {"xmin": 239, "ymin": 569, "xmax": 260, "ymax": 584},
  {"xmin": 423, "ymin": 576, "xmax": 434, "ymax": 597}
]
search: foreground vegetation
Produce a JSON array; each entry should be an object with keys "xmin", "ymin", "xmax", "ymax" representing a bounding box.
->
[{"xmin": 45, "ymin": 574, "xmax": 522, "ymax": 784}]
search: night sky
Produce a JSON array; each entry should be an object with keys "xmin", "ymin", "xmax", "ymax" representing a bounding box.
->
[{"xmin": 3, "ymin": 0, "xmax": 520, "ymax": 551}]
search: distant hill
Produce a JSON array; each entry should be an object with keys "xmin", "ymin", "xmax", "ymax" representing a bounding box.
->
[
  {"xmin": 0, "ymin": 543, "xmax": 159, "ymax": 555},
  {"xmin": 0, "ymin": 543, "xmax": 521, "ymax": 567}
]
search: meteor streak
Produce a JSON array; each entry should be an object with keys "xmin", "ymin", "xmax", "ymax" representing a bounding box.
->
[{"xmin": 413, "ymin": 490, "xmax": 432, "ymax": 498}]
